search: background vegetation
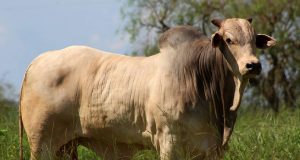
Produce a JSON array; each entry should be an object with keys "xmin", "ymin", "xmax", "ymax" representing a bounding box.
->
[{"xmin": 1, "ymin": 0, "xmax": 300, "ymax": 159}]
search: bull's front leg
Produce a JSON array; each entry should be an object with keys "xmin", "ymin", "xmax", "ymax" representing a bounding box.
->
[{"xmin": 158, "ymin": 129, "xmax": 183, "ymax": 160}]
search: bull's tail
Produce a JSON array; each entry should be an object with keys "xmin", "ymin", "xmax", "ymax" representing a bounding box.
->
[
  {"xmin": 19, "ymin": 65, "xmax": 30, "ymax": 160},
  {"xmin": 19, "ymin": 100, "xmax": 23, "ymax": 160}
]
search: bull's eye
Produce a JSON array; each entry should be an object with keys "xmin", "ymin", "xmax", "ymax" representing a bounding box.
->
[{"xmin": 226, "ymin": 38, "xmax": 234, "ymax": 45}]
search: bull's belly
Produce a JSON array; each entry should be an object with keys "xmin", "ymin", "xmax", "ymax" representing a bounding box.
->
[
  {"xmin": 83, "ymin": 124, "xmax": 149, "ymax": 145},
  {"xmin": 79, "ymin": 105, "xmax": 151, "ymax": 146},
  {"xmin": 79, "ymin": 101, "xmax": 220, "ymax": 153}
]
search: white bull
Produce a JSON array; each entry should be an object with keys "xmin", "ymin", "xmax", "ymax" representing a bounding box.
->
[{"xmin": 19, "ymin": 18, "xmax": 276, "ymax": 160}]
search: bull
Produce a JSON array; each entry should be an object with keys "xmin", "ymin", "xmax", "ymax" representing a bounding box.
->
[{"xmin": 19, "ymin": 18, "xmax": 276, "ymax": 159}]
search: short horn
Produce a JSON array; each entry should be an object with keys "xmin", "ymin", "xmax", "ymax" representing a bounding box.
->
[
  {"xmin": 211, "ymin": 19, "xmax": 223, "ymax": 28},
  {"xmin": 247, "ymin": 18, "xmax": 253, "ymax": 23}
]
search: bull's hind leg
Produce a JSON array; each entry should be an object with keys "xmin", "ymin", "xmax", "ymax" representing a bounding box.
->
[
  {"xmin": 22, "ymin": 99, "xmax": 81, "ymax": 159},
  {"xmin": 27, "ymin": 137, "xmax": 57, "ymax": 160},
  {"xmin": 28, "ymin": 133, "xmax": 80, "ymax": 160},
  {"xmin": 57, "ymin": 139, "xmax": 79, "ymax": 160},
  {"xmin": 25, "ymin": 115, "xmax": 81, "ymax": 160}
]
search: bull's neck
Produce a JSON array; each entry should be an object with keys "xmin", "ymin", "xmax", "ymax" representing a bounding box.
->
[
  {"xmin": 159, "ymin": 42, "xmax": 228, "ymax": 105},
  {"xmin": 159, "ymin": 40, "xmax": 237, "ymax": 146}
]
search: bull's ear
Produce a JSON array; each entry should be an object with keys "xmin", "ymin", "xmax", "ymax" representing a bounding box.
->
[
  {"xmin": 256, "ymin": 34, "xmax": 276, "ymax": 49},
  {"xmin": 211, "ymin": 33, "xmax": 222, "ymax": 48}
]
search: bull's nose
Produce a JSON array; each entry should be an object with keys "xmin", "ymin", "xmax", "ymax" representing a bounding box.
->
[{"xmin": 246, "ymin": 62, "xmax": 262, "ymax": 75}]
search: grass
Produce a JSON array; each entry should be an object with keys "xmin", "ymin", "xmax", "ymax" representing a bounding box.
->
[
  {"xmin": 0, "ymin": 104, "xmax": 299, "ymax": 160},
  {"xmin": 224, "ymin": 108, "xmax": 300, "ymax": 160}
]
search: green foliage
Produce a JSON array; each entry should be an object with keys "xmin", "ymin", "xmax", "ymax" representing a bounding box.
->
[
  {"xmin": 224, "ymin": 108, "xmax": 300, "ymax": 160},
  {"xmin": 78, "ymin": 146, "xmax": 102, "ymax": 160},
  {"xmin": 0, "ymin": 104, "xmax": 30, "ymax": 160},
  {"xmin": 132, "ymin": 150, "xmax": 159, "ymax": 160}
]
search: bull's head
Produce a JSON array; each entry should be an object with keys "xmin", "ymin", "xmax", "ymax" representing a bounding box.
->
[
  {"xmin": 211, "ymin": 18, "xmax": 276, "ymax": 78},
  {"xmin": 210, "ymin": 18, "xmax": 276, "ymax": 145}
]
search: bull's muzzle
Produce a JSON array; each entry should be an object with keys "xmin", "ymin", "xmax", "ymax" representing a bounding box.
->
[{"xmin": 245, "ymin": 62, "xmax": 262, "ymax": 75}]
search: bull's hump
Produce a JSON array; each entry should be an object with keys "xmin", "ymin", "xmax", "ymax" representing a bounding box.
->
[{"xmin": 159, "ymin": 25, "xmax": 208, "ymax": 49}]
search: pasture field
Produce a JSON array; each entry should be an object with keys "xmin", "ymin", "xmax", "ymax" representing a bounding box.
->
[{"xmin": 0, "ymin": 104, "xmax": 299, "ymax": 160}]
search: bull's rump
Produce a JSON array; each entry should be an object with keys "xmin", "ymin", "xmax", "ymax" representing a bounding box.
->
[{"xmin": 21, "ymin": 46, "xmax": 155, "ymax": 146}]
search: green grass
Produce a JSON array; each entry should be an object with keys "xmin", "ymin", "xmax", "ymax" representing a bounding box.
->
[
  {"xmin": 224, "ymin": 108, "xmax": 300, "ymax": 160},
  {"xmin": 1, "ymin": 104, "xmax": 299, "ymax": 160}
]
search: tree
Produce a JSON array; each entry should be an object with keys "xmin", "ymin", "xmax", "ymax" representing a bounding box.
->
[
  {"xmin": 121, "ymin": 0, "xmax": 300, "ymax": 111},
  {"xmin": 0, "ymin": 83, "xmax": 17, "ymax": 107}
]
